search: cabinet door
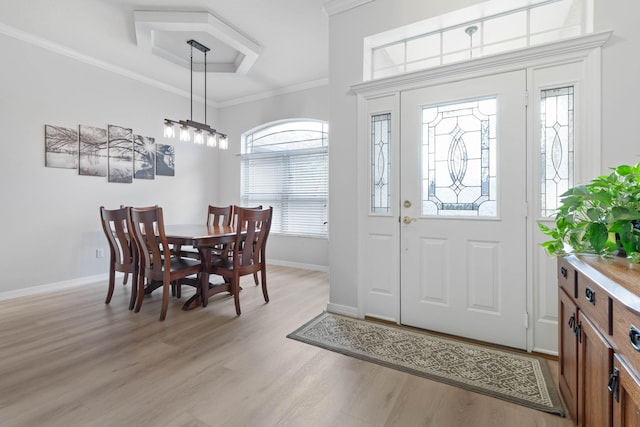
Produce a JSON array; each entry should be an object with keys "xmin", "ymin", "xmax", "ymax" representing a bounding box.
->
[
  {"xmin": 559, "ymin": 288, "xmax": 579, "ymax": 421},
  {"xmin": 578, "ymin": 312, "xmax": 613, "ymax": 427},
  {"xmin": 612, "ymin": 354, "xmax": 640, "ymax": 427}
]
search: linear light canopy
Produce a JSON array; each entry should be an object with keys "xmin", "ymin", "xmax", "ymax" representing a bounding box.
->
[{"xmin": 163, "ymin": 39, "xmax": 228, "ymax": 149}]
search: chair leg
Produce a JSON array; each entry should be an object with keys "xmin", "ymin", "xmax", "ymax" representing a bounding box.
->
[
  {"xmin": 105, "ymin": 268, "xmax": 116, "ymax": 304},
  {"xmin": 128, "ymin": 272, "xmax": 137, "ymax": 311},
  {"xmin": 253, "ymin": 272, "xmax": 259, "ymax": 286},
  {"xmin": 160, "ymin": 281, "xmax": 170, "ymax": 321},
  {"xmin": 233, "ymin": 276, "xmax": 241, "ymax": 315},
  {"xmin": 261, "ymin": 268, "xmax": 269, "ymax": 303},
  {"xmin": 134, "ymin": 272, "xmax": 145, "ymax": 313},
  {"xmin": 123, "ymin": 272, "xmax": 129, "ymax": 285}
]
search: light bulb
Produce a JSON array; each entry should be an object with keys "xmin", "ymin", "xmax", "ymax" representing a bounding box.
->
[
  {"xmin": 194, "ymin": 129, "xmax": 204, "ymax": 145},
  {"xmin": 207, "ymin": 133, "xmax": 217, "ymax": 147},
  {"xmin": 179, "ymin": 125, "xmax": 190, "ymax": 142},
  {"xmin": 218, "ymin": 135, "xmax": 228, "ymax": 150},
  {"xmin": 163, "ymin": 121, "xmax": 175, "ymax": 138}
]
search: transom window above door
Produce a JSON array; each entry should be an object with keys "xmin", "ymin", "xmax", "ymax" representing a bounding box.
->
[{"xmin": 364, "ymin": 0, "xmax": 593, "ymax": 80}]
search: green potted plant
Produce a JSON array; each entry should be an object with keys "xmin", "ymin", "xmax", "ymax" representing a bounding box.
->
[{"xmin": 539, "ymin": 163, "xmax": 640, "ymax": 262}]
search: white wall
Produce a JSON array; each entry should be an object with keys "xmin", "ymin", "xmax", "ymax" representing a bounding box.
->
[
  {"xmin": 327, "ymin": 0, "xmax": 640, "ymax": 313},
  {"xmin": 0, "ymin": 32, "xmax": 219, "ymax": 293},
  {"xmin": 595, "ymin": 0, "xmax": 640, "ymax": 167},
  {"xmin": 0, "ymin": 28, "xmax": 329, "ymax": 297},
  {"xmin": 216, "ymin": 86, "xmax": 330, "ymax": 270}
]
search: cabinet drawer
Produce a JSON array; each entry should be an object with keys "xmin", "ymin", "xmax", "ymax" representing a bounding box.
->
[
  {"xmin": 613, "ymin": 300, "xmax": 640, "ymax": 378},
  {"xmin": 577, "ymin": 272, "xmax": 611, "ymax": 337},
  {"xmin": 558, "ymin": 257, "xmax": 576, "ymax": 297}
]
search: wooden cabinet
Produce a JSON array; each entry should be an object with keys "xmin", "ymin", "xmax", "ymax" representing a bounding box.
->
[
  {"xmin": 612, "ymin": 355, "xmax": 640, "ymax": 427},
  {"xmin": 577, "ymin": 311, "xmax": 612, "ymax": 426},
  {"xmin": 558, "ymin": 255, "xmax": 640, "ymax": 427},
  {"xmin": 559, "ymin": 287, "xmax": 579, "ymax": 420}
]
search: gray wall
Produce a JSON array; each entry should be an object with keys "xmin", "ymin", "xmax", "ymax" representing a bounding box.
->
[{"xmin": 326, "ymin": 0, "xmax": 640, "ymax": 312}]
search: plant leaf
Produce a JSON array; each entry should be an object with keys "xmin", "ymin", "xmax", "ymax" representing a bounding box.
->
[{"xmin": 585, "ymin": 222, "xmax": 609, "ymax": 253}]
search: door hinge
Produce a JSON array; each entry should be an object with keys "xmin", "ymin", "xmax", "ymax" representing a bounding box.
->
[
  {"xmin": 524, "ymin": 90, "xmax": 529, "ymax": 107},
  {"xmin": 524, "ymin": 312, "xmax": 529, "ymax": 329}
]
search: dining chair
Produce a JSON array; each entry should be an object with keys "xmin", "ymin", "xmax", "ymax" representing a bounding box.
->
[
  {"xmin": 232, "ymin": 205, "xmax": 263, "ymax": 285},
  {"xmin": 205, "ymin": 206, "xmax": 272, "ymax": 315},
  {"xmin": 128, "ymin": 206, "xmax": 202, "ymax": 320},
  {"xmin": 173, "ymin": 204, "xmax": 235, "ymax": 260},
  {"xmin": 100, "ymin": 206, "xmax": 137, "ymax": 310},
  {"xmin": 207, "ymin": 204, "xmax": 234, "ymax": 227}
]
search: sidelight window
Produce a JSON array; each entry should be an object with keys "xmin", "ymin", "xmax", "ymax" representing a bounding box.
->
[{"xmin": 540, "ymin": 86, "xmax": 574, "ymax": 217}]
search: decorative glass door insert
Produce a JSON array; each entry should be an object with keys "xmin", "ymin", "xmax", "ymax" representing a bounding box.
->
[
  {"xmin": 371, "ymin": 113, "xmax": 391, "ymax": 214},
  {"xmin": 421, "ymin": 98, "xmax": 497, "ymax": 217},
  {"xmin": 540, "ymin": 86, "xmax": 574, "ymax": 217}
]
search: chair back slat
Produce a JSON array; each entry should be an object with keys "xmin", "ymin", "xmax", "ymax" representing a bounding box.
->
[
  {"xmin": 129, "ymin": 207, "xmax": 170, "ymax": 276},
  {"xmin": 100, "ymin": 207, "xmax": 133, "ymax": 268},
  {"xmin": 233, "ymin": 207, "xmax": 272, "ymax": 268},
  {"xmin": 207, "ymin": 205, "xmax": 233, "ymax": 226}
]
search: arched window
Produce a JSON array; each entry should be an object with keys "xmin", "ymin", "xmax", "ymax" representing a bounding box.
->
[{"xmin": 241, "ymin": 119, "xmax": 328, "ymax": 237}]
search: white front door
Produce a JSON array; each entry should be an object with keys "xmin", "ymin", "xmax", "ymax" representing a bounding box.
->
[{"xmin": 399, "ymin": 70, "xmax": 528, "ymax": 349}]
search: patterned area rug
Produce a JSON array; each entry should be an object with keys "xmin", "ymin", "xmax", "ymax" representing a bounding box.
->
[{"xmin": 287, "ymin": 312, "xmax": 565, "ymax": 417}]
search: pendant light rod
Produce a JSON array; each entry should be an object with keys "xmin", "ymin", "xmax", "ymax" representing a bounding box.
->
[
  {"xmin": 190, "ymin": 42, "xmax": 193, "ymax": 121},
  {"xmin": 163, "ymin": 39, "xmax": 228, "ymax": 149}
]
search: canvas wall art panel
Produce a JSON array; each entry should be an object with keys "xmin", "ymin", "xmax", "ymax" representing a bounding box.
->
[
  {"xmin": 79, "ymin": 125, "xmax": 107, "ymax": 177},
  {"xmin": 44, "ymin": 125, "xmax": 78, "ymax": 169},
  {"xmin": 134, "ymin": 134, "xmax": 155, "ymax": 179},
  {"xmin": 156, "ymin": 144, "xmax": 175, "ymax": 176},
  {"xmin": 107, "ymin": 125, "xmax": 133, "ymax": 183}
]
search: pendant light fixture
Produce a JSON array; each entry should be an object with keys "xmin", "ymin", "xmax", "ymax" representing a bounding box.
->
[{"xmin": 163, "ymin": 39, "xmax": 228, "ymax": 149}]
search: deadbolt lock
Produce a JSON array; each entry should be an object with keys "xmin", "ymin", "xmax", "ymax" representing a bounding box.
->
[{"xmin": 404, "ymin": 200, "xmax": 412, "ymax": 208}]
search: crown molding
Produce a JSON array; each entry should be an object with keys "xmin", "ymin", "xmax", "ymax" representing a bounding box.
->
[
  {"xmin": 133, "ymin": 10, "xmax": 262, "ymax": 76},
  {"xmin": 0, "ymin": 22, "xmax": 327, "ymax": 108},
  {"xmin": 217, "ymin": 78, "xmax": 329, "ymax": 108},
  {"xmin": 0, "ymin": 22, "xmax": 197, "ymax": 101},
  {"xmin": 322, "ymin": 0, "xmax": 374, "ymax": 16}
]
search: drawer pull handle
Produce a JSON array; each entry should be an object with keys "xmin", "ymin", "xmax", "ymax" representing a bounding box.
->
[
  {"xmin": 560, "ymin": 266, "xmax": 568, "ymax": 278},
  {"xmin": 608, "ymin": 368, "xmax": 620, "ymax": 402},
  {"xmin": 585, "ymin": 287, "xmax": 595, "ymax": 304},
  {"xmin": 568, "ymin": 314, "xmax": 575, "ymax": 329},
  {"xmin": 630, "ymin": 325, "xmax": 640, "ymax": 351}
]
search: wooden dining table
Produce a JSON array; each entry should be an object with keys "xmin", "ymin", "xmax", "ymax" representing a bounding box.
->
[{"xmin": 164, "ymin": 224, "xmax": 240, "ymax": 311}]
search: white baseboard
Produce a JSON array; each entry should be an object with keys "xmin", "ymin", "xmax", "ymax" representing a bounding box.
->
[
  {"xmin": 326, "ymin": 302, "xmax": 359, "ymax": 318},
  {"xmin": 0, "ymin": 261, "xmax": 327, "ymax": 303},
  {"xmin": 532, "ymin": 347, "xmax": 559, "ymax": 357},
  {"xmin": 267, "ymin": 258, "xmax": 328, "ymax": 272},
  {"xmin": 0, "ymin": 274, "xmax": 107, "ymax": 302}
]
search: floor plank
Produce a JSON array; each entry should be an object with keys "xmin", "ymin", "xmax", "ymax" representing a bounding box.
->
[{"xmin": 0, "ymin": 266, "xmax": 573, "ymax": 426}]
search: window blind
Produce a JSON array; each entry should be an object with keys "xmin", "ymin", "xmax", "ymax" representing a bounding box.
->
[{"xmin": 241, "ymin": 123, "xmax": 328, "ymax": 237}]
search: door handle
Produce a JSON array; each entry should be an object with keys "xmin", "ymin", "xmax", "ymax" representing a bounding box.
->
[{"xmin": 403, "ymin": 216, "xmax": 417, "ymax": 224}]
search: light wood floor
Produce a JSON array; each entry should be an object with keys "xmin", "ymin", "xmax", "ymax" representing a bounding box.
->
[{"xmin": 0, "ymin": 266, "xmax": 574, "ymax": 427}]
